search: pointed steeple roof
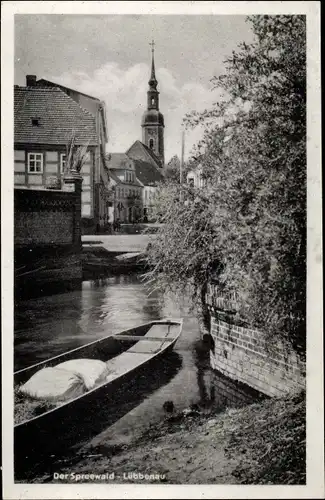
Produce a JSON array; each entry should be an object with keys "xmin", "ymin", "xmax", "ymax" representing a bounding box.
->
[{"xmin": 148, "ymin": 39, "xmax": 158, "ymax": 89}]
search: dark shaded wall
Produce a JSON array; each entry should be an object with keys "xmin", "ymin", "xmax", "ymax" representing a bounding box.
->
[{"xmin": 15, "ymin": 186, "xmax": 82, "ymax": 295}]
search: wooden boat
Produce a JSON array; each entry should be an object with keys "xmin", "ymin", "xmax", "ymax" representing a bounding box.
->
[{"xmin": 14, "ymin": 318, "xmax": 183, "ymax": 478}]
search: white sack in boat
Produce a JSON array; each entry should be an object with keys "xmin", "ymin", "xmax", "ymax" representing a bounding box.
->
[
  {"xmin": 19, "ymin": 367, "xmax": 86, "ymax": 401},
  {"xmin": 55, "ymin": 359, "xmax": 108, "ymax": 390}
]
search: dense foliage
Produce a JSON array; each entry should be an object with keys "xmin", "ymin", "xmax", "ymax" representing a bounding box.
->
[
  {"xmin": 226, "ymin": 390, "xmax": 306, "ymax": 484},
  {"xmin": 146, "ymin": 15, "xmax": 306, "ymax": 357},
  {"xmin": 164, "ymin": 155, "xmax": 181, "ymax": 183}
]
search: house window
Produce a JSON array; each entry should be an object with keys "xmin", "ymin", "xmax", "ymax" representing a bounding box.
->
[
  {"xmin": 27, "ymin": 152, "xmax": 43, "ymax": 173},
  {"xmin": 60, "ymin": 153, "xmax": 66, "ymax": 173},
  {"xmin": 31, "ymin": 118, "xmax": 40, "ymax": 127},
  {"xmin": 149, "ymin": 139, "xmax": 154, "ymax": 150}
]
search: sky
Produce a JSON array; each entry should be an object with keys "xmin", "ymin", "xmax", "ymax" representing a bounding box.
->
[{"xmin": 15, "ymin": 14, "xmax": 254, "ymax": 162}]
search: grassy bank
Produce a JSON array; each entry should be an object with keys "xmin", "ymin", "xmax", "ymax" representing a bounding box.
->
[{"xmin": 43, "ymin": 390, "xmax": 305, "ymax": 485}]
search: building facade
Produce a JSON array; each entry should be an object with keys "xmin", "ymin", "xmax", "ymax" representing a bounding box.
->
[
  {"xmin": 186, "ymin": 164, "xmax": 206, "ymax": 188},
  {"xmin": 105, "ymin": 154, "xmax": 143, "ymax": 223},
  {"xmin": 133, "ymin": 159, "xmax": 164, "ymax": 221},
  {"xmin": 14, "ymin": 76, "xmax": 111, "ymax": 234}
]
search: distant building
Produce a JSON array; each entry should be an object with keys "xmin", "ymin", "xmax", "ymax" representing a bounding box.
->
[
  {"xmin": 105, "ymin": 154, "xmax": 143, "ymax": 223},
  {"xmin": 128, "ymin": 41, "xmax": 166, "ymax": 220},
  {"xmin": 127, "ymin": 140, "xmax": 162, "ymax": 171},
  {"xmin": 186, "ymin": 164, "xmax": 206, "ymax": 188},
  {"xmin": 14, "ymin": 76, "xmax": 111, "ymax": 233},
  {"xmin": 139, "ymin": 40, "xmax": 165, "ymax": 169},
  {"xmin": 133, "ymin": 159, "xmax": 164, "ymax": 221},
  {"xmin": 126, "ymin": 43, "xmax": 165, "ymax": 171}
]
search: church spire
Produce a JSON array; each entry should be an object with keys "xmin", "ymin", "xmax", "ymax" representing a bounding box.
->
[
  {"xmin": 148, "ymin": 39, "xmax": 157, "ymax": 90},
  {"xmin": 141, "ymin": 38, "xmax": 165, "ymax": 168}
]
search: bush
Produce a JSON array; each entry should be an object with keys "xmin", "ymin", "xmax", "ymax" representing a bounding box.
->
[{"xmin": 146, "ymin": 15, "xmax": 306, "ymax": 358}]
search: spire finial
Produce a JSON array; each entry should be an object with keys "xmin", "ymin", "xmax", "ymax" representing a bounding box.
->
[{"xmin": 148, "ymin": 39, "xmax": 157, "ymax": 88}]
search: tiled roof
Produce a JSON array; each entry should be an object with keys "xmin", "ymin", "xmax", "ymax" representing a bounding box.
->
[
  {"xmin": 107, "ymin": 170, "xmax": 121, "ymax": 184},
  {"xmin": 133, "ymin": 159, "xmax": 164, "ymax": 186},
  {"xmin": 36, "ymin": 78, "xmax": 101, "ymax": 102},
  {"xmin": 35, "ymin": 79, "xmax": 109, "ymax": 144},
  {"xmin": 14, "ymin": 87, "xmax": 98, "ymax": 145},
  {"xmin": 126, "ymin": 140, "xmax": 162, "ymax": 169},
  {"xmin": 107, "ymin": 169, "xmax": 142, "ymax": 187},
  {"xmin": 105, "ymin": 154, "xmax": 142, "ymax": 187},
  {"xmin": 105, "ymin": 153, "xmax": 132, "ymax": 170},
  {"xmin": 141, "ymin": 142, "xmax": 163, "ymax": 167}
]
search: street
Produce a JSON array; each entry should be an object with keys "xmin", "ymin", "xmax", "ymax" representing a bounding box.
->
[{"xmin": 82, "ymin": 234, "xmax": 154, "ymax": 253}]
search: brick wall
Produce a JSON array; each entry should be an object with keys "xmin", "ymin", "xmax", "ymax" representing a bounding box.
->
[
  {"xmin": 206, "ymin": 286, "xmax": 306, "ymax": 397},
  {"xmin": 210, "ymin": 368, "xmax": 266, "ymax": 408},
  {"xmin": 15, "ymin": 187, "xmax": 81, "ymax": 249},
  {"xmin": 14, "ymin": 186, "xmax": 82, "ymax": 293}
]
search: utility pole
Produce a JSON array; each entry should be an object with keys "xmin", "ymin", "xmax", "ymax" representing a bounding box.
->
[
  {"xmin": 179, "ymin": 126, "xmax": 185, "ymax": 203},
  {"xmin": 180, "ymin": 126, "xmax": 185, "ymax": 185}
]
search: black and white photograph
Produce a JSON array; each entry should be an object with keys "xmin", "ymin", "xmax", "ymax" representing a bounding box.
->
[{"xmin": 1, "ymin": 1, "xmax": 323, "ymax": 499}]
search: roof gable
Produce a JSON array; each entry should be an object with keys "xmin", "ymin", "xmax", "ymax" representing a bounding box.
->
[
  {"xmin": 126, "ymin": 140, "xmax": 162, "ymax": 169},
  {"xmin": 36, "ymin": 79, "xmax": 108, "ymax": 144},
  {"xmin": 133, "ymin": 159, "xmax": 164, "ymax": 186},
  {"xmin": 36, "ymin": 79, "xmax": 101, "ymax": 103},
  {"xmin": 105, "ymin": 153, "xmax": 134, "ymax": 170},
  {"xmin": 107, "ymin": 170, "xmax": 142, "ymax": 187},
  {"xmin": 14, "ymin": 87, "xmax": 97, "ymax": 145},
  {"xmin": 106, "ymin": 154, "xmax": 142, "ymax": 186}
]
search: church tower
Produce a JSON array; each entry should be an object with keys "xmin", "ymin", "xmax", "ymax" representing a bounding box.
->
[{"xmin": 141, "ymin": 40, "xmax": 165, "ymax": 168}]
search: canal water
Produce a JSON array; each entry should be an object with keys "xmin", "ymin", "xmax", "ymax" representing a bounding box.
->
[{"xmin": 15, "ymin": 273, "xmax": 262, "ymax": 456}]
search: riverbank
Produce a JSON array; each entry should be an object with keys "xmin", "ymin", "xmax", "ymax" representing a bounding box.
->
[
  {"xmin": 40, "ymin": 389, "xmax": 305, "ymax": 485},
  {"xmin": 81, "ymin": 234, "xmax": 151, "ymax": 276},
  {"xmin": 82, "ymin": 233, "xmax": 154, "ymax": 253},
  {"xmin": 81, "ymin": 246, "xmax": 146, "ymax": 277}
]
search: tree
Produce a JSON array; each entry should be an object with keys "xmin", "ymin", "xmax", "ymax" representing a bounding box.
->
[
  {"xmin": 146, "ymin": 15, "xmax": 306, "ymax": 357},
  {"xmin": 164, "ymin": 155, "xmax": 181, "ymax": 183}
]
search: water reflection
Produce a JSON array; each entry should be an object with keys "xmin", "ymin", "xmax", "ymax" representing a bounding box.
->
[
  {"xmin": 14, "ymin": 272, "xmax": 264, "ymax": 474},
  {"xmin": 14, "ymin": 275, "xmax": 169, "ymax": 371},
  {"xmin": 192, "ymin": 339, "xmax": 216, "ymax": 409}
]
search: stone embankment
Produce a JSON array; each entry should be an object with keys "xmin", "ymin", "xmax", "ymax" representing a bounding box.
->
[{"xmin": 81, "ymin": 234, "xmax": 153, "ymax": 274}]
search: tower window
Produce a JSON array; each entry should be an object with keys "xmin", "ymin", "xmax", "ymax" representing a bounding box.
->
[
  {"xmin": 149, "ymin": 139, "xmax": 154, "ymax": 150},
  {"xmin": 151, "ymin": 98, "xmax": 155, "ymax": 105}
]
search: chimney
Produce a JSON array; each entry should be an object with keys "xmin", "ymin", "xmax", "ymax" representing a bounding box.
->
[{"xmin": 26, "ymin": 75, "xmax": 37, "ymax": 87}]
